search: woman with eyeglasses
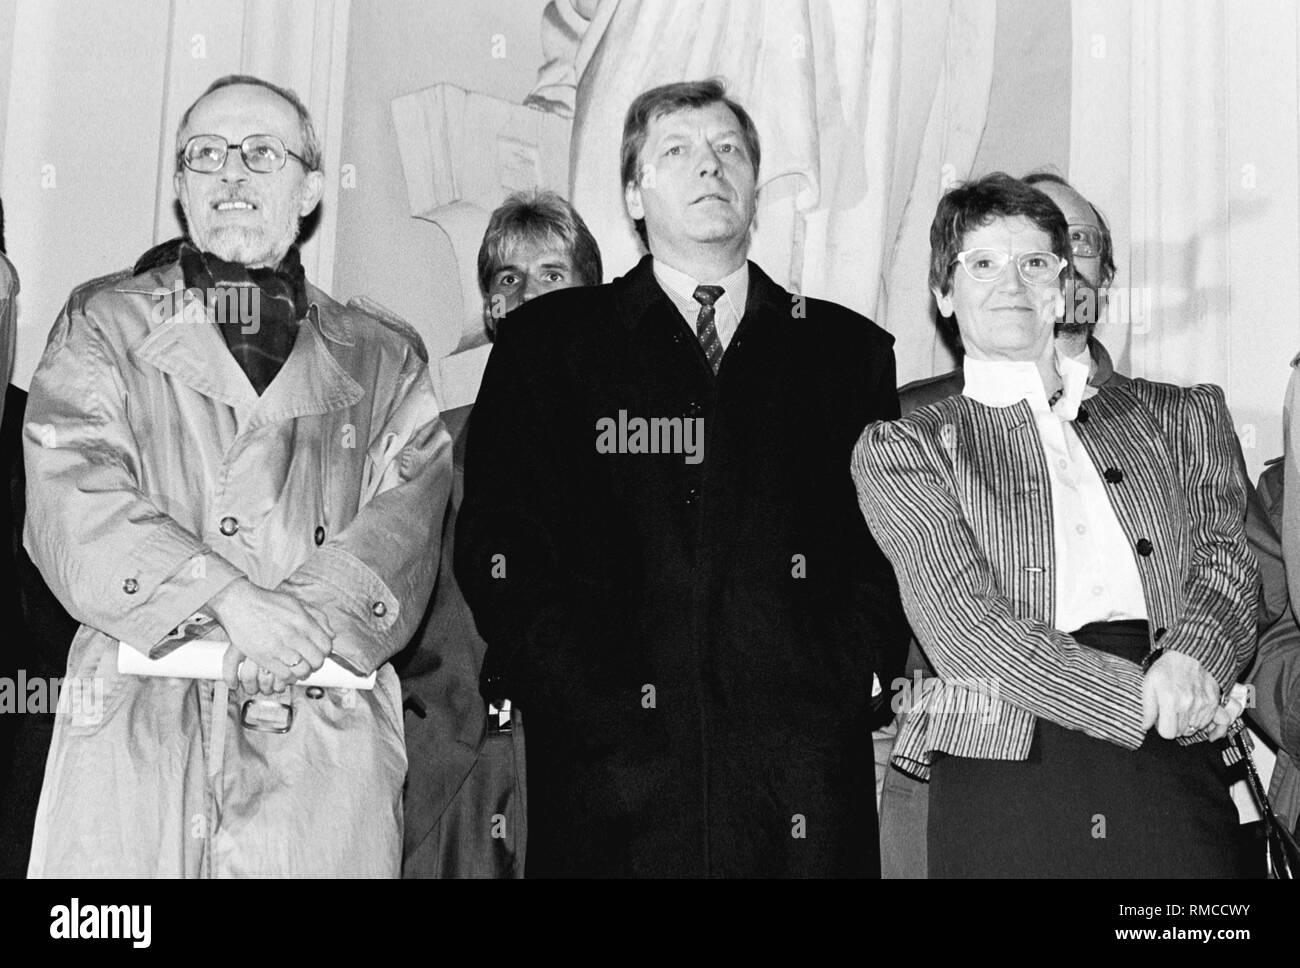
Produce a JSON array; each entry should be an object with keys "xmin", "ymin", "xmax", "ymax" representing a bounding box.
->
[{"xmin": 851, "ymin": 172, "xmax": 1257, "ymax": 877}]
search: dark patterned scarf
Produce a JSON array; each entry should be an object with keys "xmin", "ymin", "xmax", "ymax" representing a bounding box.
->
[{"xmin": 174, "ymin": 240, "xmax": 309, "ymax": 395}]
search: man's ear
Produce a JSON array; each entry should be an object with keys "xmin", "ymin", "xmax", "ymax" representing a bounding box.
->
[
  {"xmin": 299, "ymin": 170, "xmax": 325, "ymax": 217},
  {"xmin": 932, "ymin": 286, "xmax": 954, "ymax": 318},
  {"xmin": 1053, "ymin": 286, "xmax": 1066, "ymax": 320},
  {"xmin": 624, "ymin": 181, "xmax": 644, "ymax": 222}
]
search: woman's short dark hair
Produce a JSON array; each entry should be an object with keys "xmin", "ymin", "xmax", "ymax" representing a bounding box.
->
[
  {"xmin": 620, "ymin": 79, "xmax": 761, "ymax": 250},
  {"xmin": 929, "ymin": 172, "xmax": 1072, "ymax": 298},
  {"xmin": 476, "ymin": 190, "xmax": 603, "ymax": 294}
]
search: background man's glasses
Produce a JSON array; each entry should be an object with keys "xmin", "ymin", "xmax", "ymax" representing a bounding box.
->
[
  {"xmin": 179, "ymin": 134, "xmax": 306, "ymax": 174},
  {"xmin": 952, "ymin": 248, "xmax": 1066, "ymax": 286},
  {"xmin": 1068, "ymin": 224, "xmax": 1102, "ymax": 259}
]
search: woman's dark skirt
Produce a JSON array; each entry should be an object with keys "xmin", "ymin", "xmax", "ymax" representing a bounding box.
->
[{"xmin": 928, "ymin": 620, "xmax": 1246, "ymax": 878}]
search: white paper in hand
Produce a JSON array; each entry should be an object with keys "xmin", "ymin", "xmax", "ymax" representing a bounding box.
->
[{"xmin": 118, "ymin": 638, "xmax": 376, "ymax": 690}]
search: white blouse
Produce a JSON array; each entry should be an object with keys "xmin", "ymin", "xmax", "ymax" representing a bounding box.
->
[{"xmin": 962, "ymin": 349, "xmax": 1149, "ymax": 632}]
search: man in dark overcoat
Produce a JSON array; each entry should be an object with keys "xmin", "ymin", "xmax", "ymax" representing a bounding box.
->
[{"xmin": 455, "ymin": 79, "xmax": 908, "ymax": 877}]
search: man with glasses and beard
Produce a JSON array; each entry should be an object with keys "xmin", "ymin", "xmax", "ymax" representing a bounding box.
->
[{"xmin": 23, "ymin": 75, "xmax": 451, "ymax": 877}]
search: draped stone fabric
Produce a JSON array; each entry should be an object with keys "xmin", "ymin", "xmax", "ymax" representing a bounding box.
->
[{"xmin": 389, "ymin": 85, "xmax": 572, "ymax": 355}]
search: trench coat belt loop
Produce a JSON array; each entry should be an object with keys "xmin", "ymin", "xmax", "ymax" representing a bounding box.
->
[{"xmin": 208, "ymin": 679, "xmax": 229, "ymax": 785}]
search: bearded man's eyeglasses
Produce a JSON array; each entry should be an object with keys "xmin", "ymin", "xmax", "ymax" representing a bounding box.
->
[
  {"xmin": 179, "ymin": 134, "xmax": 308, "ymax": 174},
  {"xmin": 1067, "ymin": 224, "xmax": 1102, "ymax": 259}
]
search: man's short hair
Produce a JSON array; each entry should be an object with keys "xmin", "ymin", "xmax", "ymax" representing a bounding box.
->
[
  {"xmin": 0, "ymin": 196, "xmax": 5, "ymax": 255},
  {"xmin": 1023, "ymin": 170, "xmax": 1115, "ymax": 288},
  {"xmin": 476, "ymin": 190, "xmax": 603, "ymax": 294},
  {"xmin": 929, "ymin": 172, "xmax": 1072, "ymax": 298},
  {"xmin": 176, "ymin": 74, "xmax": 322, "ymax": 174},
  {"xmin": 619, "ymin": 79, "xmax": 762, "ymax": 250}
]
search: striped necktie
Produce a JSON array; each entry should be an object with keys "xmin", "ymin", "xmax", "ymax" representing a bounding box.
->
[{"xmin": 692, "ymin": 285, "xmax": 725, "ymax": 374}]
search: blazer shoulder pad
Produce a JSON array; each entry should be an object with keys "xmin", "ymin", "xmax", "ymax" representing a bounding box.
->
[
  {"xmin": 853, "ymin": 410, "xmax": 931, "ymax": 481},
  {"xmin": 855, "ymin": 396, "xmax": 959, "ymax": 458},
  {"xmin": 1122, "ymin": 375, "xmax": 1228, "ymax": 410},
  {"xmin": 346, "ymin": 295, "xmax": 429, "ymax": 363}
]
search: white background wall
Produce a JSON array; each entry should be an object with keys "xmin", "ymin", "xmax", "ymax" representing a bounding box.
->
[
  {"xmin": 1071, "ymin": 0, "xmax": 1300, "ymax": 477},
  {"xmin": 1, "ymin": 0, "xmax": 172, "ymax": 389}
]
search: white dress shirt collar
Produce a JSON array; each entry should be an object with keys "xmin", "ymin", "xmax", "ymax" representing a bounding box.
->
[
  {"xmin": 652, "ymin": 258, "xmax": 749, "ymax": 335},
  {"xmin": 962, "ymin": 347, "xmax": 1093, "ymax": 419}
]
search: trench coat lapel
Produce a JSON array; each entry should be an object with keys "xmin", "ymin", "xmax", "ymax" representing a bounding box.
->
[
  {"xmin": 131, "ymin": 275, "xmax": 364, "ymax": 422},
  {"xmin": 250, "ymin": 305, "xmax": 365, "ymax": 426},
  {"xmin": 132, "ymin": 284, "xmax": 260, "ymax": 410}
]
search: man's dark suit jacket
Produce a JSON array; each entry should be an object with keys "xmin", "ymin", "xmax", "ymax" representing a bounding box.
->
[{"xmin": 455, "ymin": 255, "xmax": 909, "ymax": 877}]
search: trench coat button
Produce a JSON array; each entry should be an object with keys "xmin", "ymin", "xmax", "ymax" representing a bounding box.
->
[
  {"xmin": 1076, "ymin": 407, "xmax": 1090, "ymax": 424},
  {"xmin": 1103, "ymin": 467, "xmax": 1123, "ymax": 484},
  {"xmin": 685, "ymin": 486, "xmax": 699, "ymax": 506},
  {"xmin": 1136, "ymin": 538, "xmax": 1154, "ymax": 557},
  {"xmin": 371, "ymin": 601, "xmax": 387, "ymax": 617},
  {"xmin": 314, "ymin": 526, "xmax": 325, "ymax": 546},
  {"xmin": 219, "ymin": 516, "xmax": 239, "ymax": 536},
  {"xmin": 122, "ymin": 577, "xmax": 139, "ymax": 595},
  {"xmin": 685, "ymin": 401, "xmax": 703, "ymax": 417},
  {"xmin": 305, "ymin": 686, "xmax": 325, "ymax": 700}
]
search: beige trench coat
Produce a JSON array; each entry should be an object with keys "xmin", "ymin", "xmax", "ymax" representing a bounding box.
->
[{"xmin": 22, "ymin": 261, "xmax": 451, "ymax": 877}]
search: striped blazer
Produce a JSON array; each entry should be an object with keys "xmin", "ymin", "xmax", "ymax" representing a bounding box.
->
[{"xmin": 851, "ymin": 378, "xmax": 1259, "ymax": 780}]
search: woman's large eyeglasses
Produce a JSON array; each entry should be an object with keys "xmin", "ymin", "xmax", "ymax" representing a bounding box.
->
[
  {"xmin": 951, "ymin": 248, "xmax": 1066, "ymax": 286},
  {"xmin": 179, "ymin": 134, "xmax": 307, "ymax": 174}
]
